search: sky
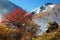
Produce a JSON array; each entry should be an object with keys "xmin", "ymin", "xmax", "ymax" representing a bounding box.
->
[{"xmin": 9, "ymin": 0, "xmax": 60, "ymax": 12}]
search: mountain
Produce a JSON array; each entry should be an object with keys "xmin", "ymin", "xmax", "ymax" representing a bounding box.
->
[
  {"xmin": 31, "ymin": 3, "xmax": 60, "ymax": 35},
  {"xmin": 31, "ymin": 3, "xmax": 55, "ymax": 14}
]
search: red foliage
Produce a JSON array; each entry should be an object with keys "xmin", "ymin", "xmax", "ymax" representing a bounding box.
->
[{"xmin": 2, "ymin": 8, "xmax": 32, "ymax": 28}]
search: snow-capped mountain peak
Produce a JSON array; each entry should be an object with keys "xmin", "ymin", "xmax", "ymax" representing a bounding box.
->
[{"xmin": 31, "ymin": 3, "xmax": 56, "ymax": 15}]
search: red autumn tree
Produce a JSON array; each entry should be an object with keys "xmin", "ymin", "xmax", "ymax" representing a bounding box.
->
[{"xmin": 2, "ymin": 8, "xmax": 30, "ymax": 28}]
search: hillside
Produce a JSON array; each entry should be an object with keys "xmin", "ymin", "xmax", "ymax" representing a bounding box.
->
[{"xmin": 32, "ymin": 25, "xmax": 60, "ymax": 40}]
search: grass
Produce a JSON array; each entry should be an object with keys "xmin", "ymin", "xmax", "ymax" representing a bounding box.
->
[
  {"xmin": 0, "ymin": 23, "xmax": 60, "ymax": 40},
  {"xmin": 32, "ymin": 25, "xmax": 60, "ymax": 40}
]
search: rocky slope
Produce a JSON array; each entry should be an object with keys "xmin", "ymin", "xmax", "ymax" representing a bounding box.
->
[{"xmin": 31, "ymin": 3, "xmax": 60, "ymax": 35}]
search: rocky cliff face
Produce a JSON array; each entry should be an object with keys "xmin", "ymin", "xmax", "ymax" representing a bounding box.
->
[{"xmin": 31, "ymin": 3, "xmax": 60, "ymax": 35}]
